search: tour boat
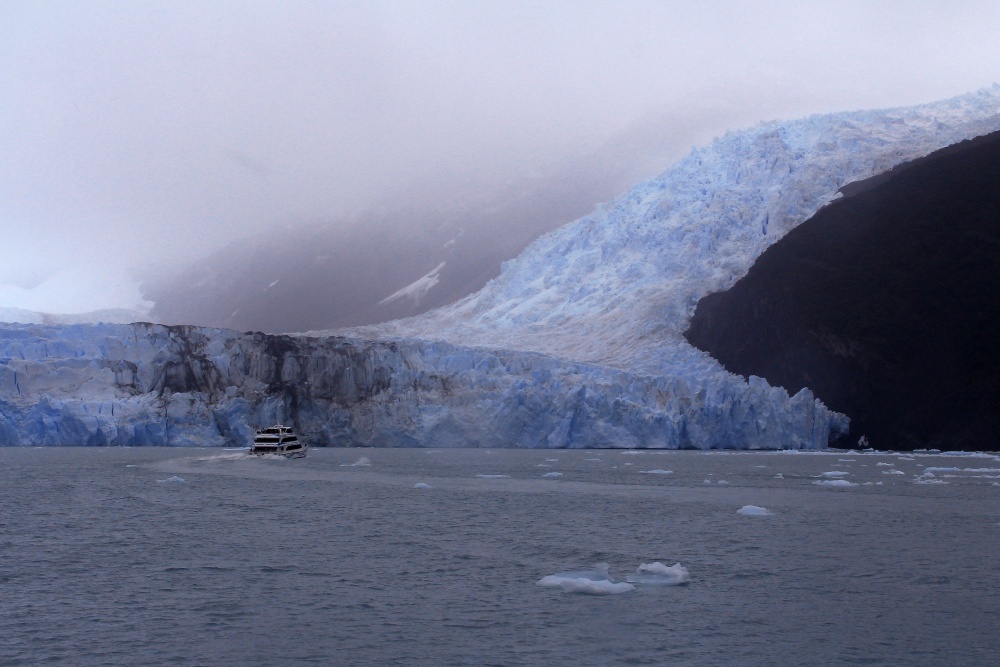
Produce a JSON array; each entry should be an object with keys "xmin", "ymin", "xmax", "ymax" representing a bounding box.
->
[{"xmin": 250, "ymin": 425, "xmax": 307, "ymax": 458}]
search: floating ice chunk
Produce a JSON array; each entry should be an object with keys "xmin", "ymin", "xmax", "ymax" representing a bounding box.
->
[
  {"xmin": 717, "ymin": 480, "xmax": 729, "ymax": 485},
  {"xmin": 413, "ymin": 482, "xmax": 432, "ymax": 489},
  {"xmin": 638, "ymin": 469, "xmax": 673, "ymax": 475},
  {"xmin": 838, "ymin": 459, "xmax": 856, "ymax": 462},
  {"xmin": 914, "ymin": 478, "xmax": 949, "ymax": 485},
  {"xmin": 813, "ymin": 479, "xmax": 857, "ymax": 487},
  {"xmin": 821, "ymin": 471, "xmax": 850, "ymax": 477},
  {"xmin": 541, "ymin": 472, "xmax": 563, "ymax": 479},
  {"xmin": 737, "ymin": 505, "xmax": 771, "ymax": 516},
  {"xmin": 876, "ymin": 462, "xmax": 894, "ymax": 467},
  {"xmin": 341, "ymin": 457, "xmax": 371, "ymax": 467},
  {"xmin": 626, "ymin": 562, "xmax": 690, "ymax": 586},
  {"xmin": 158, "ymin": 475, "xmax": 185, "ymax": 483},
  {"xmin": 883, "ymin": 469, "xmax": 905, "ymax": 475},
  {"xmin": 125, "ymin": 464, "xmax": 138, "ymax": 468},
  {"xmin": 546, "ymin": 458, "xmax": 559, "ymax": 462},
  {"xmin": 476, "ymin": 474, "xmax": 510, "ymax": 478},
  {"xmin": 585, "ymin": 458, "xmax": 602, "ymax": 461},
  {"xmin": 774, "ymin": 473, "xmax": 784, "ymax": 479},
  {"xmin": 543, "ymin": 578, "xmax": 634, "ymax": 595},
  {"xmin": 620, "ymin": 450, "xmax": 645, "ymax": 455},
  {"xmin": 538, "ymin": 563, "xmax": 634, "ymax": 595}
]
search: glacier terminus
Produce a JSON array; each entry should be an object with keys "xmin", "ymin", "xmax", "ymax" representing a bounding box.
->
[{"xmin": 3, "ymin": 86, "xmax": 1000, "ymax": 449}]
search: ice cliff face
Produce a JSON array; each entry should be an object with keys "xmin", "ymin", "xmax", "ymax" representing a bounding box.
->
[
  {"xmin": 0, "ymin": 322, "xmax": 837, "ymax": 448},
  {"xmin": 3, "ymin": 88, "xmax": 999, "ymax": 448}
]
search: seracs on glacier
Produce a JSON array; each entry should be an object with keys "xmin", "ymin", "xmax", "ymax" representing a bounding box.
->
[{"xmin": 3, "ymin": 87, "xmax": 1000, "ymax": 448}]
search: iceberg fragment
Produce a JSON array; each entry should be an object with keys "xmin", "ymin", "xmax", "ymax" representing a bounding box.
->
[{"xmin": 626, "ymin": 562, "xmax": 691, "ymax": 586}]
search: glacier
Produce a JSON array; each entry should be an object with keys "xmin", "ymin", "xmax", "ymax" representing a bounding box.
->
[
  {"xmin": 3, "ymin": 86, "xmax": 1000, "ymax": 448},
  {"xmin": 0, "ymin": 322, "xmax": 837, "ymax": 448}
]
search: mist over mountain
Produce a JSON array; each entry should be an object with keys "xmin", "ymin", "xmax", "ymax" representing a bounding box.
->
[{"xmin": 141, "ymin": 111, "xmax": 704, "ymax": 333}]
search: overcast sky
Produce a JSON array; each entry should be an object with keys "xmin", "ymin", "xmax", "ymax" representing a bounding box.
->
[{"xmin": 2, "ymin": 0, "xmax": 1000, "ymax": 313}]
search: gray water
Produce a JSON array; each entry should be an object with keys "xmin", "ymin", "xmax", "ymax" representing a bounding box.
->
[{"xmin": 2, "ymin": 446, "xmax": 1000, "ymax": 666}]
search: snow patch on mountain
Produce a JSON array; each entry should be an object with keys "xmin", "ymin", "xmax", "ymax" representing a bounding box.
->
[{"xmin": 379, "ymin": 261, "xmax": 446, "ymax": 307}]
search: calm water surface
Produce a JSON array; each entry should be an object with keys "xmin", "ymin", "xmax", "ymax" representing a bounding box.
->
[{"xmin": 2, "ymin": 446, "xmax": 999, "ymax": 666}]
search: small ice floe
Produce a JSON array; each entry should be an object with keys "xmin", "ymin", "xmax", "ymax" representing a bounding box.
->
[
  {"xmin": 838, "ymin": 459, "xmax": 856, "ymax": 462},
  {"xmin": 585, "ymin": 458, "xmax": 602, "ymax": 461},
  {"xmin": 625, "ymin": 562, "xmax": 690, "ymax": 586},
  {"xmin": 876, "ymin": 462, "xmax": 894, "ymax": 467},
  {"xmin": 926, "ymin": 467, "xmax": 1000, "ymax": 475},
  {"xmin": 538, "ymin": 563, "xmax": 634, "ymax": 595},
  {"xmin": 125, "ymin": 464, "xmax": 138, "ymax": 468},
  {"xmin": 717, "ymin": 480, "xmax": 729, "ymax": 485},
  {"xmin": 413, "ymin": 483, "xmax": 432, "ymax": 489},
  {"xmin": 821, "ymin": 471, "xmax": 851, "ymax": 478},
  {"xmin": 541, "ymin": 472, "xmax": 563, "ymax": 479},
  {"xmin": 340, "ymin": 457, "xmax": 371, "ymax": 467},
  {"xmin": 897, "ymin": 456, "xmax": 916, "ymax": 461},
  {"xmin": 883, "ymin": 469, "xmax": 905, "ymax": 475},
  {"xmin": 546, "ymin": 458, "xmax": 559, "ymax": 462},
  {"xmin": 737, "ymin": 505, "xmax": 771, "ymax": 516},
  {"xmin": 813, "ymin": 479, "xmax": 857, "ymax": 487},
  {"xmin": 638, "ymin": 469, "xmax": 673, "ymax": 475},
  {"xmin": 476, "ymin": 474, "xmax": 510, "ymax": 479},
  {"xmin": 535, "ymin": 463, "xmax": 552, "ymax": 468},
  {"xmin": 620, "ymin": 450, "xmax": 645, "ymax": 455},
  {"xmin": 158, "ymin": 476, "xmax": 186, "ymax": 483},
  {"xmin": 624, "ymin": 462, "xmax": 634, "ymax": 466},
  {"xmin": 914, "ymin": 473, "xmax": 948, "ymax": 485},
  {"xmin": 774, "ymin": 473, "xmax": 784, "ymax": 479}
]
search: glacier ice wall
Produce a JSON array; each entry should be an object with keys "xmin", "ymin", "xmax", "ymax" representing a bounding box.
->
[
  {"xmin": 347, "ymin": 87, "xmax": 1000, "ymax": 376},
  {"xmin": 0, "ymin": 322, "xmax": 840, "ymax": 448},
  {"xmin": 4, "ymin": 88, "xmax": 1000, "ymax": 448}
]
